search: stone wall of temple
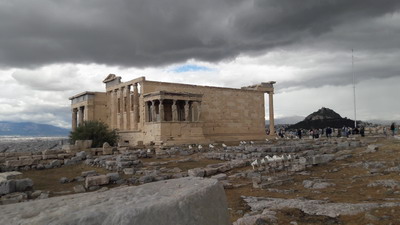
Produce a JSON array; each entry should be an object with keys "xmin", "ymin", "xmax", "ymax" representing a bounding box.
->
[
  {"xmin": 70, "ymin": 92, "xmax": 107, "ymax": 130},
  {"xmin": 92, "ymin": 93, "xmax": 108, "ymax": 124},
  {"xmin": 141, "ymin": 80, "xmax": 267, "ymax": 144}
]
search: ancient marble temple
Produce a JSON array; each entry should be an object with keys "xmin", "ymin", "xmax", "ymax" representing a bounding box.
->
[{"xmin": 69, "ymin": 74, "xmax": 275, "ymax": 146}]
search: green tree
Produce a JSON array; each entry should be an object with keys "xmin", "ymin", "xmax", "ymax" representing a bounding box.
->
[{"xmin": 70, "ymin": 121, "xmax": 119, "ymax": 147}]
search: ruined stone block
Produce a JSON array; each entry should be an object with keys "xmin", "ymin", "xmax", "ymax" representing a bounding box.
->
[
  {"xmin": 188, "ymin": 168, "xmax": 205, "ymax": 177},
  {"xmin": 85, "ymin": 175, "xmax": 110, "ymax": 189},
  {"xmin": 31, "ymin": 155, "xmax": 43, "ymax": 160},
  {"xmin": 0, "ymin": 178, "xmax": 15, "ymax": 195},
  {"xmin": 62, "ymin": 144, "xmax": 77, "ymax": 153},
  {"xmin": 204, "ymin": 167, "xmax": 218, "ymax": 176},
  {"xmin": 15, "ymin": 178, "xmax": 33, "ymax": 192},
  {"xmin": 18, "ymin": 156, "xmax": 32, "ymax": 161},
  {"xmin": 123, "ymin": 168, "xmax": 135, "ymax": 175},
  {"xmin": 102, "ymin": 147, "xmax": 113, "ymax": 155},
  {"xmin": 106, "ymin": 173, "xmax": 120, "ymax": 182},
  {"xmin": 217, "ymin": 164, "xmax": 231, "ymax": 173},
  {"xmin": 57, "ymin": 154, "xmax": 71, "ymax": 159},
  {"xmin": 75, "ymin": 140, "xmax": 92, "ymax": 150},
  {"xmin": 81, "ymin": 170, "xmax": 98, "ymax": 177},
  {"xmin": 73, "ymin": 184, "xmax": 86, "ymax": 193},
  {"xmin": 42, "ymin": 149, "xmax": 61, "ymax": 155},
  {"xmin": 5, "ymin": 159, "xmax": 36, "ymax": 167},
  {"xmin": 211, "ymin": 173, "xmax": 227, "ymax": 181},
  {"xmin": 229, "ymin": 160, "xmax": 247, "ymax": 168},
  {"xmin": 42, "ymin": 154, "xmax": 58, "ymax": 160},
  {"xmin": 0, "ymin": 171, "xmax": 22, "ymax": 180}
]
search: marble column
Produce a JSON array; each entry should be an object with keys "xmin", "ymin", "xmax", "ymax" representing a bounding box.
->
[
  {"xmin": 150, "ymin": 101, "xmax": 155, "ymax": 122},
  {"xmin": 197, "ymin": 102, "xmax": 202, "ymax": 121},
  {"xmin": 132, "ymin": 83, "xmax": 139, "ymax": 129},
  {"xmin": 172, "ymin": 100, "xmax": 178, "ymax": 121},
  {"xmin": 109, "ymin": 91, "xmax": 115, "ymax": 129},
  {"xmin": 120, "ymin": 87, "xmax": 125, "ymax": 130},
  {"xmin": 191, "ymin": 102, "xmax": 197, "ymax": 122},
  {"xmin": 184, "ymin": 100, "xmax": 190, "ymax": 121},
  {"xmin": 159, "ymin": 100, "xmax": 164, "ymax": 122},
  {"xmin": 115, "ymin": 89, "xmax": 122, "ymax": 129},
  {"xmin": 78, "ymin": 106, "xmax": 84, "ymax": 126},
  {"xmin": 268, "ymin": 92, "xmax": 275, "ymax": 135},
  {"xmin": 114, "ymin": 89, "xmax": 119, "ymax": 129},
  {"xmin": 125, "ymin": 85, "xmax": 131, "ymax": 130},
  {"xmin": 72, "ymin": 108, "xmax": 78, "ymax": 131},
  {"xmin": 144, "ymin": 101, "xmax": 149, "ymax": 122}
]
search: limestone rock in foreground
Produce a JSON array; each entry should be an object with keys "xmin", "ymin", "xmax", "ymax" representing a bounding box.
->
[
  {"xmin": 0, "ymin": 177, "xmax": 230, "ymax": 225},
  {"xmin": 241, "ymin": 196, "xmax": 400, "ymax": 218}
]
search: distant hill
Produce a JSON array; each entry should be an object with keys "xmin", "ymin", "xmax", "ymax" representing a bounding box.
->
[
  {"xmin": 0, "ymin": 121, "xmax": 70, "ymax": 136},
  {"xmin": 287, "ymin": 107, "xmax": 360, "ymax": 130}
]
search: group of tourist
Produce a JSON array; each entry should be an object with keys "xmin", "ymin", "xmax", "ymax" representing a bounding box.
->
[
  {"xmin": 278, "ymin": 126, "xmax": 365, "ymax": 139},
  {"xmin": 271, "ymin": 122, "xmax": 398, "ymax": 139}
]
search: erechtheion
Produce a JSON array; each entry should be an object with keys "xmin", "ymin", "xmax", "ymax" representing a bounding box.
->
[{"xmin": 69, "ymin": 75, "xmax": 275, "ymax": 146}]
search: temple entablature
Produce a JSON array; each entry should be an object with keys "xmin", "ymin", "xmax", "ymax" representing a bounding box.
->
[{"xmin": 241, "ymin": 81, "xmax": 275, "ymax": 93}]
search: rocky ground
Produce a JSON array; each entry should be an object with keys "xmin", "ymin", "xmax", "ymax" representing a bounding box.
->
[
  {"xmin": 1, "ymin": 135, "xmax": 400, "ymax": 225},
  {"xmin": 229, "ymin": 136, "xmax": 400, "ymax": 225},
  {"xmin": 0, "ymin": 137, "xmax": 69, "ymax": 153}
]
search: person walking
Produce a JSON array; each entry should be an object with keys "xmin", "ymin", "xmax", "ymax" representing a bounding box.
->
[
  {"xmin": 360, "ymin": 126, "xmax": 365, "ymax": 137},
  {"xmin": 391, "ymin": 123, "xmax": 396, "ymax": 136},
  {"xmin": 297, "ymin": 129, "xmax": 302, "ymax": 139}
]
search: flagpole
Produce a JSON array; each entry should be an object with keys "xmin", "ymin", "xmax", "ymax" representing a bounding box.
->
[{"xmin": 352, "ymin": 49, "xmax": 357, "ymax": 128}]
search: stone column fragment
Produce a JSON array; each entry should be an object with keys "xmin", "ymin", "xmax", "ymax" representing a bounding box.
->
[
  {"xmin": 72, "ymin": 108, "xmax": 78, "ymax": 131},
  {"xmin": 268, "ymin": 92, "xmax": 275, "ymax": 135}
]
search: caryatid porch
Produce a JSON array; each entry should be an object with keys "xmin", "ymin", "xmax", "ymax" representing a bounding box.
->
[{"xmin": 143, "ymin": 91, "xmax": 202, "ymax": 123}]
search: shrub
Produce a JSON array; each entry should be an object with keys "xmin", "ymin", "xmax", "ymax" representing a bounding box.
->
[{"xmin": 70, "ymin": 121, "xmax": 119, "ymax": 147}]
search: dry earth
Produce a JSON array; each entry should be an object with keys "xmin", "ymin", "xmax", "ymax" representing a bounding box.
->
[{"xmin": 9, "ymin": 136, "xmax": 400, "ymax": 224}]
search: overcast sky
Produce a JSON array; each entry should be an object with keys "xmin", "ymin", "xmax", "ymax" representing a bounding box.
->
[{"xmin": 1, "ymin": 0, "xmax": 400, "ymax": 128}]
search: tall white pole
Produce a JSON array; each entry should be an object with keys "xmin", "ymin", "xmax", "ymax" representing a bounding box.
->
[{"xmin": 352, "ymin": 49, "xmax": 357, "ymax": 128}]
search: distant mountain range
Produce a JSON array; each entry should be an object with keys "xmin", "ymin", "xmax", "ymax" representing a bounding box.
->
[
  {"xmin": 0, "ymin": 121, "xmax": 70, "ymax": 136},
  {"xmin": 266, "ymin": 116, "xmax": 305, "ymax": 125},
  {"xmin": 367, "ymin": 119, "xmax": 400, "ymax": 125}
]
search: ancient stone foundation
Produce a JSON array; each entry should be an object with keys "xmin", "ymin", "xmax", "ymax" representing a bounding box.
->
[{"xmin": 0, "ymin": 177, "xmax": 230, "ymax": 225}]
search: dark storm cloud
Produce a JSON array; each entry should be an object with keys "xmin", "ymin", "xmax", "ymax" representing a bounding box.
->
[
  {"xmin": 276, "ymin": 59, "xmax": 400, "ymax": 92},
  {"xmin": 1, "ymin": 0, "xmax": 400, "ymax": 68}
]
